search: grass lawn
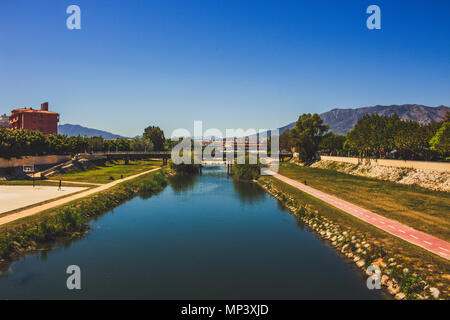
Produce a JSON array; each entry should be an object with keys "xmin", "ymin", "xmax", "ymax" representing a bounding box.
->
[
  {"xmin": 277, "ymin": 163, "xmax": 450, "ymax": 242},
  {"xmin": 50, "ymin": 159, "xmax": 162, "ymax": 184}
]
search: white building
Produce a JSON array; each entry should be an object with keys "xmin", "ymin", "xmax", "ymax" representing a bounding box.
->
[{"xmin": 0, "ymin": 114, "xmax": 9, "ymax": 128}]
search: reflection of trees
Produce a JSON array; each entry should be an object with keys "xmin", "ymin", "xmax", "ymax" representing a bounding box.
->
[
  {"xmin": 232, "ymin": 179, "xmax": 266, "ymax": 204},
  {"xmin": 169, "ymin": 174, "xmax": 199, "ymax": 194}
]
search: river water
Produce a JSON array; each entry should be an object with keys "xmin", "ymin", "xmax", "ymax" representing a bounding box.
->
[{"xmin": 0, "ymin": 167, "xmax": 385, "ymax": 299}]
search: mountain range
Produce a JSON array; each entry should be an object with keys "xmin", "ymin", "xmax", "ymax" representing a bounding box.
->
[
  {"xmin": 58, "ymin": 124, "xmax": 128, "ymax": 140},
  {"xmin": 280, "ymin": 104, "xmax": 449, "ymax": 135},
  {"xmin": 58, "ymin": 104, "xmax": 449, "ymax": 139}
]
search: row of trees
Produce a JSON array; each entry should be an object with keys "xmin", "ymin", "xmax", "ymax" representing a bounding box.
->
[
  {"xmin": 0, "ymin": 125, "xmax": 168, "ymax": 158},
  {"xmin": 279, "ymin": 111, "xmax": 449, "ymax": 162}
]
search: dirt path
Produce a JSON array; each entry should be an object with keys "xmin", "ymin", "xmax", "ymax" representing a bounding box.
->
[
  {"xmin": 0, "ymin": 167, "xmax": 161, "ymax": 227},
  {"xmin": 268, "ymin": 171, "xmax": 450, "ymax": 260}
]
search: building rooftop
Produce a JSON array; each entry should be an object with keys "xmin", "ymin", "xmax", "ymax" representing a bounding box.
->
[{"xmin": 11, "ymin": 108, "xmax": 59, "ymax": 115}]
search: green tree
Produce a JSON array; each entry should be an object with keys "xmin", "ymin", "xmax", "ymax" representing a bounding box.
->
[
  {"xmin": 131, "ymin": 137, "xmax": 154, "ymax": 152},
  {"xmin": 430, "ymin": 122, "xmax": 450, "ymax": 158},
  {"xmin": 143, "ymin": 126, "xmax": 165, "ymax": 151},
  {"xmin": 279, "ymin": 129, "xmax": 292, "ymax": 152},
  {"xmin": 88, "ymin": 136, "xmax": 104, "ymax": 152},
  {"xmin": 444, "ymin": 110, "xmax": 450, "ymax": 123},
  {"xmin": 289, "ymin": 113, "xmax": 328, "ymax": 162},
  {"xmin": 319, "ymin": 132, "xmax": 346, "ymax": 155}
]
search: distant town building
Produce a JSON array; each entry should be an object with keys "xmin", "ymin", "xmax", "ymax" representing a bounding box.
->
[
  {"xmin": 0, "ymin": 114, "xmax": 9, "ymax": 128},
  {"xmin": 9, "ymin": 102, "xmax": 59, "ymax": 134}
]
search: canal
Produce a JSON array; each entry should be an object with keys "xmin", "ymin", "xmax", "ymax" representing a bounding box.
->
[{"xmin": 0, "ymin": 167, "xmax": 385, "ymax": 299}]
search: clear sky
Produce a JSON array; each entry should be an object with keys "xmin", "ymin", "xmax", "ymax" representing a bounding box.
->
[{"xmin": 0, "ymin": 0, "xmax": 449, "ymax": 137}]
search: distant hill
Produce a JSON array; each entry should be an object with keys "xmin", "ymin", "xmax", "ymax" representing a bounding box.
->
[
  {"xmin": 58, "ymin": 124, "xmax": 127, "ymax": 140},
  {"xmin": 281, "ymin": 104, "xmax": 449, "ymax": 135}
]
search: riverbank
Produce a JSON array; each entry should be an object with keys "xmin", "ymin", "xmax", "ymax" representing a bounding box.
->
[
  {"xmin": 0, "ymin": 170, "xmax": 168, "ymax": 267},
  {"xmin": 257, "ymin": 176, "xmax": 450, "ymax": 300},
  {"xmin": 311, "ymin": 160, "xmax": 450, "ymax": 192},
  {"xmin": 278, "ymin": 163, "xmax": 450, "ymax": 242}
]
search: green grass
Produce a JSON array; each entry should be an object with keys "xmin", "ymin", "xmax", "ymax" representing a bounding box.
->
[
  {"xmin": 51, "ymin": 159, "xmax": 162, "ymax": 184},
  {"xmin": 278, "ymin": 163, "xmax": 450, "ymax": 242}
]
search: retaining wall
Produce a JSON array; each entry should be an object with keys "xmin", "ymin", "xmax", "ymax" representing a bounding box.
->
[
  {"xmin": 320, "ymin": 156, "xmax": 450, "ymax": 173},
  {"xmin": 0, "ymin": 155, "xmax": 71, "ymax": 169}
]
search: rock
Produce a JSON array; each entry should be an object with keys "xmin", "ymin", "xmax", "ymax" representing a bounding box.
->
[
  {"xmin": 395, "ymin": 293, "xmax": 406, "ymax": 300},
  {"xmin": 356, "ymin": 260, "xmax": 365, "ymax": 268},
  {"xmin": 355, "ymin": 243, "xmax": 361, "ymax": 248},
  {"xmin": 388, "ymin": 258, "xmax": 395, "ymax": 262},
  {"xmin": 353, "ymin": 256, "xmax": 360, "ymax": 262},
  {"xmin": 430, "ymin": 287, "xmax": 440, "ymax": 299},
  {"xmin": 388, "ymin": 284, "xmax": 400, "ymax": 295},
  {"xmin": 364, "ymin": 243, "xmax": 370, "ymax": 248},
  {"xmin": 403, "ymin": 268, "xmax": 409, "ymax": 274},
  {"xmin": 381, "ymin": 275, "xmax": 389, "ymax": 286}
]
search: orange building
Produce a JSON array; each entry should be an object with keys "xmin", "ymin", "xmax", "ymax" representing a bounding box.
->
[{"xmin": 9, "ymin": 102, "xmax": 59, "ymax": 135}]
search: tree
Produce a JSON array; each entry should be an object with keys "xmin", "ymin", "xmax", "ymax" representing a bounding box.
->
[
  {"xmin": 430, "ymin": 122, "xmax": 450, "ymax": 158},
  {"xmin": 319, "ymin": 132, "xmax": 346, "ymax": 155},
  {"xmin": 289, "ymin": 113, "xmax": 328, "ymax": 162},
  {"xmin": 143, "ymin": 126, "xmax": 165, "ymax": 151},
  {"xmin": 345, "ymin": 114, "xmax": 402, "ymax": 158},
  {"xmin": 87, "ymin": 136, "xmax": 104, "ymax": 152},
  {"xmin": 131, "ymin": 137, "xmax": 154, "ymax": 152},
  {"xmin": 444, "ymin": 110, "xmax": 450, "ymax": 123},
  {"xmin": 279, "ymin": 129, "xmax": 292, "ymax": 152}
]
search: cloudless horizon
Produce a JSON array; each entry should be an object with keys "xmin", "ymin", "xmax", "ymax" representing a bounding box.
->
[{"xmin": 1, "ymin": 0, "xmax": 449, "ymax": 137}]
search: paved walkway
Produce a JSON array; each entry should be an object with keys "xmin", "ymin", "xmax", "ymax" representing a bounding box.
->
[
  {"xmin": 46, "ymin": 180, "xmax": 103, "ymax": 186},
  {"xmin": 268, "ymin": 171, "xmax": 450, "ymax": 260},
  {"xmin": 0, "ymin": 167, "xmax": 161, "ymax": 227},
  {"xmin": 0, "ymin": 186, "xmax": 87, "ymax": 214}
]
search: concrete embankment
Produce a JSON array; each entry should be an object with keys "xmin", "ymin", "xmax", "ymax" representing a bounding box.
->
[{"xmin": 312, "ymin": 159, "xmax": 450, "ymax": 192}]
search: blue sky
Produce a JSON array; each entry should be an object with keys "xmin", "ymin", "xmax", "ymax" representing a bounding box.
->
[{"xmin": 0, "ymin": 0, "xmax": 449, "ymax": 137}]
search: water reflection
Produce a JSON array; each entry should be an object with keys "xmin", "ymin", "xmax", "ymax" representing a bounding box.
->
[
  {"xmin": 232, "ymin": 179, "xmax": 266, "ymax": 204},
  {"xmin": 168, "ymin": 173, "xmax": 199, "ymax": 193}
]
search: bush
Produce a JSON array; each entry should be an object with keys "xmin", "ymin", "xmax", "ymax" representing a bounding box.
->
[{"xmin": 233, "ymin": 163, "xmax": 262, "ymax": 181}]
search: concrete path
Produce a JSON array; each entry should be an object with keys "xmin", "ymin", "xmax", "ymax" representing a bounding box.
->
[
  {"xmin": 0, "ymin": 167, "xmax": 161, "ymax": 227},
  {"xmin": 0, "ymin": 186, "xmax": 87, "ymax": 214},
  {"xmin": 45, "ymin": 180, "xmax": 103, "ymax": 186},
  {"xmin": 267, "ymin": 171, "xmax": 450, "ymax": 260}
]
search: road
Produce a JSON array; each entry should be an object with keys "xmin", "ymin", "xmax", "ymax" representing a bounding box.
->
[
  {"xmin": 0, "ymin": 167, "xmax": 161, "ymax": 227},
  {"xmin": 268, "ymin": 171, "xmax": 450, "ymax": 260}
]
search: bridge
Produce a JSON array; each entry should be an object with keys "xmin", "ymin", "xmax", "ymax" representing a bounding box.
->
[{"xmin": 77, "ymin": 151, "xmax": 294, "ymax": 164}]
